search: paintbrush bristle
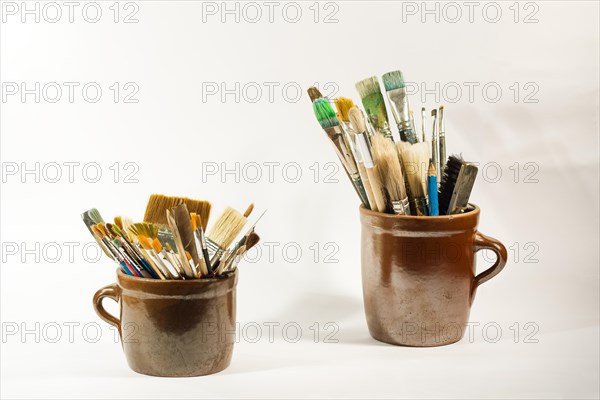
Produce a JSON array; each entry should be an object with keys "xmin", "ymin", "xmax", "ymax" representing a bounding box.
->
[
  {"xmin": 129, "ymin": 222, "xmax": 159, "ymax": 239},
  {"xmin": 207, "ymin": 207, "xmax": 247, "ymax": 249},
  {"xmin": 334, "ymin": 97, "xmax": 354, "ymax": 122},
  {"xmin": 400, "ymin": 142, "xmax": 430, "ymax": 198},
  {"xmin": 91, "ymin": 225, "xmax": 104, "ymax": 238},
  {"xmin": 313, "ymin": 98, "xmax": 340, "ymax": 129},
  {"xmin": 151, "ymin": 238, "xmax": 163, "ymax": 253},
  {"xmin": 307, "ymin": 86, "xmax": 323, "ymax": 102},
  {"xmin": 348, "ymin": 106, "xmax": 367, "ymax": 134},
  {"xmin": 396, "ymin": 141, "xmax": 412, "ymax": 160},
  {"xmin": 245, "ymin": 232, "xmax": 260, "ymax": 251},
  {"xmin": 137, "ymin": 235, "xmax": 153, "ymax": 250},
  {"xmin": 143, "ymin": 194, "xmax": 211, "ymax": 230},
  {"xmin": 88, "ymin": 208, "xmax": 105, "ymax": 224},
  {"xmin": 114, "ymin": 216, "xmax": 123, "ymax": 230},
  {"xmin": 382, "ymin": 70, "xmax": 405, "ymax": 91},
  {"xmin": 355, "ymin": 76, "xmax": 382, "ymax": 99},
  {"xmin": 371, "ymin": 133, "xmax": 407, "ymax": 201}
]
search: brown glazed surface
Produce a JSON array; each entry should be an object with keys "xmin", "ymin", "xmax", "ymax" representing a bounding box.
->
[
  {"xmin": 93, "ymin": 270, "xmax": 237, "ymax": 377},
  {"xmin": 360, "ymin": 204, "xmax": 507, "ymax": 347}
]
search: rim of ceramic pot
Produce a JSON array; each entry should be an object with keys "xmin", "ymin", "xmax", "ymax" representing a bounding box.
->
[
  {"xmin": 116, "ymin": 267, "xmax": 238, "ymax": 284},
  {"xmin": 359, "ymin": 202, "xmax": 480, "ymax": 220}
]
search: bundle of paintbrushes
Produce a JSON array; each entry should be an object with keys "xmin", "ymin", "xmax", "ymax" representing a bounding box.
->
[
  {"xmin": 309, "ymin": 70, "xmax": 478, "ymax": 217},
  {"xmin": 81, "ymin": 194, "xmax": 264, "ymax": 279}
]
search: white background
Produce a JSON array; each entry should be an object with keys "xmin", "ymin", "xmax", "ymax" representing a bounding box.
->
[{"xmin": 1, "ymin": 1, "xmax": 599, "ymax": 398}]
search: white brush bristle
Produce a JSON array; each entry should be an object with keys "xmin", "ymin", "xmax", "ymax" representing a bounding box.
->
[
  {"xmin": 400, "ymin": 142, "xmax": 430, "ymax": 197},
  {"xmin": 348, "ymin": 106, "xmax": 367, "ymax": 134},
  {"xmin": 207, "ymin": 207, "xmax": 247, "ymax": 249},
  {"xmin": 371, "ymin": 134, "xmax": 407, "ymax": 201},
  {"xmin": 355, "ymin": 76, "xmax": 381, "ymax": 99}
]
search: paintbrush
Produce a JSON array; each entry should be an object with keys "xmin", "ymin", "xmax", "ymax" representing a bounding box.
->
[
  {"xmin": 165, "ymin": 208, "xmax": 198, "ymax": 278},
  {"xmin": 92, "ymin": 224, "xmax": 140, "ymax": 277},
  {"xmin": 438, "ymin": 106, "xmax": 447, "ymax": 174},
  {"xmin": 421, "ymin": 107, "xmax": 426, "ymax": 143},
  {"xmin": 217, "ymin": 209, "xmax": 266, "ymax": 273},
  {"xmin": 382, "ymin": 70, "xmax": 418, "ymax": 144},
  {"xmin": 334, "ymin": 97, "xmax": 356, "ymax": 135},
  {"xmin": 151, "ymin": 238, "xmax": 186, "ymax": 279},
  {"xmin": 349, "ymin": 106, "xmax": 386, "ymax": 212},
  {"xmin": 409, "ymin": 110, "xmax": 418, "ymax": 142},
  {"xmin": 431, "ymin": 109, "xmax": 440, "ymax": 185},
  {"xmin": 138, "ymin": 235, "xmax": 175, "ymax": 279},
  {"xmin": 96, "ymin": 223, "xmax": 141, "ymax": 275},
  {"xmin": 144, "ymin": 194, "xmax": 211, "ymax": 231},
  {"xmin": 191, "ymin": 213, "xmax": 211, "ymax": 276},
  {"xmin": 401, "ymin": 142, "xmax": 430, "ymax": 216},
  {"xmin": 356, "ymin": 76, "xmax": 393, "ymax": 141},
  {"xmin": 307, "ymin": 86, "xmax": 323, "ymax": 102},
  {"xmin": 206, "ymin": 207, "xmax": 247, "ymax": 266},
  {"xmin": 222, "ymin": 232, "xmax": 260, "ymax": 273},
  {"xmin": 313, "ymin": 98, "xmax": 370, "ymax": 208},
  {"xmin": 107, "ymin": 223, "xmax": 158, "ymax": 279},
  {"xmin": 82, "ymin": 209, "xmax": 117, "ymax": 262},
  {"xmin": 427, "ymin": 161, "xmax": 439, "ymax": 216},
  {"xmin": 128, "ymin": 223, "xmax": 170, "ymax": 279},
  {"xmin": 171, "ymin": 203, "xmax": 202, "ymax": 276},
  {"xmin": 110, "ymin": 238, "xmax": 152, "ymax": 278},
  {"xmin": 438, "ymin": 155, "xmax": 478, "ymax": 215},
  {"xmin": 370, "ymin": 133, "xmax": 409, "ymax": 215}
]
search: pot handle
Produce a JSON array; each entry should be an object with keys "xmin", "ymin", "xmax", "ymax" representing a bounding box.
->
[
  {"xmin": 473, "ymin": 231, "xmax": 507, "ymax": 291},
  {"xmin": 93, "ymin": 283, "xmax": 121, "ymax": 331}
]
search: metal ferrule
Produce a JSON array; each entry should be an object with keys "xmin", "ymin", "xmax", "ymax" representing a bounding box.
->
[
  {"xmin": 386, "ymin": 88, "xmax": 417, "ymax": 144},
  {"xmin": 356, "ymin": 133, "xmax": 373, "ymax": 168},
  {"xmin": 207, "ymin": 238, "xmax": 225, "ymax": 265},
  {"xmin": 439, "ymin": 134, "xmax": 446, "ymax": 174},
  {"xmin": 162, "ymin": 250, "xmax": 185, "ymax": 279},
  {"xmin": 410, "ymin": 196, "xmax": 430, "ymax": 216},
  {"xmin": 324, "ymin": 126, "xmax": 358, "ymax": 175},
  {"xmin": 438, "ymin": 107, "xmax": 446, "ymax": 173},
  {"xmin": 325, "ymin": 125, "xmax": 370, "ymax": 208},
  {"xmin": 391, "ymin": 197, "xmax": 410, "ymax": 215}
]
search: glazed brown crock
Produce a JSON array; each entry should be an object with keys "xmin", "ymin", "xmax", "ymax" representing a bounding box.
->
[
  {"xmin": 93, "ymin": 269, "xmax": 237, "ymax": 377},
  {"xmin": 360, "ymin": 204, "xmax": 507, "ymax": 347}
]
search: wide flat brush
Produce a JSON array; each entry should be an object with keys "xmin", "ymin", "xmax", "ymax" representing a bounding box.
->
[
  {"xmin": 438, "ymin": 155, "xmax": 478, "ymax": 215},
  {"xmin": 206, "ymin": 207, "xmax": 247, "ymax": 266},
  {"xmin": 171, "ymin": 203, "xmax": 202, "ymax": 277},
  {"xmin": 382, "ymin": 70, "xmax": 418, "ymax": 144},
  {"xmin": 313, "ymin": 98, "xmax": 370, "ymax": 208},
  {"xmin": 144, "ymin": 194, "xmax": 211, "ymax": 231},
  {"xmin": 370, "ymin": 133, "xmax": 409, "ymax": 215},
  {"xmin": 356, "ymin": 76, "xmax": 393, "ymax": 141},
  {"xmin": 166, "ymin": 208, "xmax": 198, "ymax": 278}
]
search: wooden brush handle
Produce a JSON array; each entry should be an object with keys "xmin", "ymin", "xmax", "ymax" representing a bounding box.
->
[{"xmin": 366, "ymin": 166, "xmax": 387, "ymax": 213}]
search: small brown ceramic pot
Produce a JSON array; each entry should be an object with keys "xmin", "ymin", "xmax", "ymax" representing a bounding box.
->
[
  {"xmin": 93, "ymin": 269, "xmax": 238, "ymax": 377},
  {"xmin": 360, "ymin": 204, "xmax": 507, "ymax": 347}
]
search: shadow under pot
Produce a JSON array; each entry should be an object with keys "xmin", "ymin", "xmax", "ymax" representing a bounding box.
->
[
  {"xmin": 359, "ymin": 204, "xmax": 507, "ymax": 347},
  {"xmin": 93, "ymin": 269, "xmax": 238, "ymax": 377}
]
